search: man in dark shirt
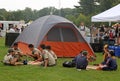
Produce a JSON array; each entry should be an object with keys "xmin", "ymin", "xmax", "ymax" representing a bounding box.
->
[
  {"xmin": 101, "ymin": 50, "xmax": 117, "ymax": 71},
  {"xmin": 73, "ymin": 50, "xmax": 88, "ymax": 70}
]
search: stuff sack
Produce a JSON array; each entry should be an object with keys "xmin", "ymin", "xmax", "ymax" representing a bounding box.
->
[{"xmin": 62, "ymin": 61, "xmax": 75, "ymax": 68}]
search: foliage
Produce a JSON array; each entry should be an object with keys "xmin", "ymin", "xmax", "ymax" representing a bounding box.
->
[
  {"xmin": 0, "ymin": 9, "xmax": 7, "ymax": 20},
  {"xmin": 100, "ymin": 0, "xmax": 115, "ymax": 12},
  {"xmin": 76, "ymin": 0, "xmax": 96, "ymax": 15},
  {"xmin": 0, "ymin": 0, "xmax": 120, "ymax": 26},
  {"xmin": 65, "ymin": 15, "xmax": 76, "ymax": 24}
]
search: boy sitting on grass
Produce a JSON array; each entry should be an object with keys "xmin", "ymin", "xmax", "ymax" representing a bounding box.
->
[
  {"xmin": 97, "ymin": 50, "xmax": 117, "ymax": 71},
  {"xmin": 40, "ymin": 44, "xmax": 56, "ymax": 68},
  {"xmin": 73, "ymin": 50, "xmax": 88, "ymax": 71},
  {"xmin": 3, "ymin": 48, "xmax": 23, "ymax": 66},
  {"xmin": 27, "ymin": 44, "xmax": 43, "ymax": 65},
  {"xmin": 87, "ymin": 50, "xmax": 117, "ymax": 71}
]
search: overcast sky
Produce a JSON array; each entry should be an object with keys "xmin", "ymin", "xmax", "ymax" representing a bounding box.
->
[{"xmin": 0, "ymin": 0, "xmax": 79, "ymax": 11}]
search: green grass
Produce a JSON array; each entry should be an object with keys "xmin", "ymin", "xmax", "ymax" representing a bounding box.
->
[{"xmin": 0, "ymin": 37, "xmax": 120, "ymax": 81}]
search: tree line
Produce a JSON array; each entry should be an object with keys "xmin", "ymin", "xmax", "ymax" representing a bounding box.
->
[{"xmin": 0, "ymin": 0, "xmax": 120, "ymax": 27}]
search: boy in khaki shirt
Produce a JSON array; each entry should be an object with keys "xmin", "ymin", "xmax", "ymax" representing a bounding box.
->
[{"xmin": 40, "ymin": 44, "xmax": 55, "ymax": 68}]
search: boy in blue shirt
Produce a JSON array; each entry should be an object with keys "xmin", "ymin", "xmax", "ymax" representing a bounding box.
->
[
  {"xmin": 101, "ymin": 50, "xmax": 117, "ymax": 71},
  {"xmin": 73, "ymin": 50, "xmax": 88, "ymax": 70}
]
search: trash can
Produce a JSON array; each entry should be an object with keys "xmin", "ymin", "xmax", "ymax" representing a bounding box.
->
[
  {"xmin": 108, "ymin": 45, "xmax": 115, "ymax": 51},
  {"xmin": 5, "ymin": 33, "xmax": 20, "ymax": 47},
  {"xmin": 114, "ymin": 46, "xmax": 120, "ymax": 57}
]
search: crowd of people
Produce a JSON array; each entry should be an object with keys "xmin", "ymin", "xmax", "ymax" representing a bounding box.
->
[
  {"xmin": 1, "ymin": 42, "xmax": 118, "ymax": 71},
  {"xmin": 1, "ymin": 22, "xmax": 119, "ymax": 71},
  {"xmin": 78, "ymin": 22, "xmax": 118, "ymax": 71},
  {"xmin": 79, "ymin": 22, "xmax": 120, "ymax": 45},
  {"xmin": 7, "ymin": 24, "xmax": 25, "ymax": 33},
  {"xmin": 63, "ymin": 47, "xmax": 117, "ymax": 71},
  {"xmin": 98, "ymin": 23, "xmax": 120, "ymax": 45},
  {"xmin": 2, "ymin": 43, "xmax": 57, "ymax": 68}
]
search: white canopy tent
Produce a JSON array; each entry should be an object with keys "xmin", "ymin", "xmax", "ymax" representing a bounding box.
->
[{"xmin": 91, "ymin": 4, "xmax": 120, "ymax": 22}]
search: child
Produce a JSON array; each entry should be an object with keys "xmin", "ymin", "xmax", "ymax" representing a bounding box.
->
[
  {"xmin": 73, "ymin": 50, "xmax": 88, "ymax": 70},
  {"xmin": 99, "ymin": 50, "xmax": 117, "ymax": 71},
  {"xmin": 46, "ymin": 45, "xmax": 57, "ymax": 64},
  {"xmin": 3, "ymin": 48, "xmax": 23, "ymax": 65},
  {"xmin": 27, "ymin": 44, "xmax": 42, "ymax": 65},
  {"xmin": 40, "ymin": 44, "xmax": 56, "ymax": 68}
]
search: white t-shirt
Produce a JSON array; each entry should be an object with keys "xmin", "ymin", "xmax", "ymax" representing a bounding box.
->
[
  {"xmin": 3, "ymin": 54, "xmax": 14, "ymax": 63},
  {"xmin": 9, "ymin": 28, "xmax": 15, "ymax": 32},
  {"xmin": 79, "ymin": 26, "xmax": 85, "ymax": 31}
]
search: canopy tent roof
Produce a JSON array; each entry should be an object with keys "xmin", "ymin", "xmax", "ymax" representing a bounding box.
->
[{"xmin": 91, "ymin": 4, "xmax": 120, "ymax": 22}]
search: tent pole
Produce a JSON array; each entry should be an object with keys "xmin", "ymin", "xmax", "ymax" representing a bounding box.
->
[{"xmin": 59, "ymin": 28, "xmax": 63, "ymax": 42}]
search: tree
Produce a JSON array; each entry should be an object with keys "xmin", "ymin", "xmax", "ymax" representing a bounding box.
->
[
  {"xmin": 12, "ymin": 10, "xmax": 24, "ymax": 21},
  {"xmin": 59, "ymin": 8, "xmax": 74, "ymax": 17},
  {"xmin": 0, "ymin": 15, "xmax": 5, "ymax": 20},
  {"xmin": 75, "ymin": 14, "xmax": 86, "ymax": 26},
  {"xmin": 22, "ymin": 7, "xmax": 35, "ymax": 22},
  {"xmin": 37, "ymin": 7, "xmax": 52, "ymax": 17},
  {"xmin": 1, "ymin": 0, "xmax": 120, "ymax": 26},
  {"xmin": 65, "ymin": 14, "xmax": 76, "ymax": 23},
  {"xmin": 113, "ymin": 0, "xmax": 120, "ymax": 5},
  {"xmin": 6, "ymin": 12, "xmax": 15, "ymax": 20},
  {"xmin": 75, "ymin": 0, "xmax": 98, "ymax": 15},
  {"xmin": 98, "ymin": 0, "xmax": 120, "ymax": 12},
  {"xmin": 0, "ymin": 9, "xmax": 7, "ymax": 20},
  {"xmin": 100, "ymin": 0, "xmax": 114, "ymax": 12}
]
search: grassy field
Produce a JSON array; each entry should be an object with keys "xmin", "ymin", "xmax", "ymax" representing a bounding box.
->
[{"xmin": 0, "ymin": 37, "xmax": 120, "ymax": 81}]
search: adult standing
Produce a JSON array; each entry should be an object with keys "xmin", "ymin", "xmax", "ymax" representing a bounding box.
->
[{"xmin": 79, "ymin": 22, "xmax": 86, "ymax": 36}]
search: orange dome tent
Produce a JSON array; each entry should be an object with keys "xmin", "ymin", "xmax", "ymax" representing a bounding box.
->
[{"xmin": 13, "ymin": 15, "xmax": 95, "ymax": 57}]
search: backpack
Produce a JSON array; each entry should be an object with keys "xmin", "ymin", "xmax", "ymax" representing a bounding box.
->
[{"xmin": 62, "ymin": 61, "xmax": 75, "ymax": 68}]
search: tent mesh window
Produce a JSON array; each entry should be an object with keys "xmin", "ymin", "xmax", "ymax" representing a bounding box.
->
[
  {"xmin": 47, "ymin": 27, "xmax": 78, "ymax": 42},
  {"xmin": 47, "ymin": 27, "xmax": 61, "ymax": 41},
  {"xmin": 61, "ymin": 28, "xmax": 77, "ymax": 42}
]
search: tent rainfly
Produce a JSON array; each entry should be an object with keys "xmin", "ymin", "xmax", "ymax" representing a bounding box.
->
[
  {"xmin": 91, "ymin": 4, "xmax": 120, "ymax": 22},
  {"xmin": 13, "ymin": 15, "xmax": 94, "ymax": 57}
]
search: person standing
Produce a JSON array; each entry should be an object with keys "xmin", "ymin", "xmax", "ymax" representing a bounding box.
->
[{"xmin": 79, "ymin": 22, "xmax": 86, "ymax": 36}]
